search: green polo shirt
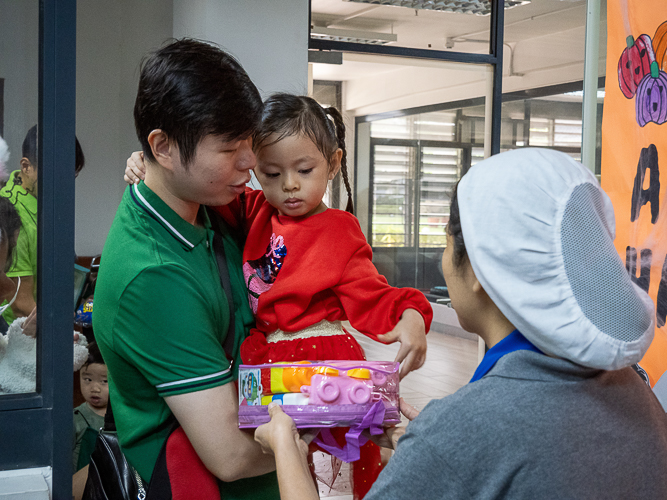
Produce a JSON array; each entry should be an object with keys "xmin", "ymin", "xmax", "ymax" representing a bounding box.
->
[
  {"xmin": 93, "ymin": 182, "xmax": 278, "ymax": 498},
  {"xmin": 0, "ymin": 170, "xmax": 37, "ymax": 325}
]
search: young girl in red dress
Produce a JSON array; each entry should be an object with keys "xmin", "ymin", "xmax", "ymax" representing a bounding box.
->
[{"xmin": 126, "ymin": 94, "xmax": 433, "ymax": 499}]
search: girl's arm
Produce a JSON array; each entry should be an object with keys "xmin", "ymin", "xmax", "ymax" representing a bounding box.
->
[
  {"xmin": 330, "ymin": 217, "xmax": 433, "ymax": 377},
  {"xmin": 254, "ymin": 403, "xmax": 319, "ymax": 500}
]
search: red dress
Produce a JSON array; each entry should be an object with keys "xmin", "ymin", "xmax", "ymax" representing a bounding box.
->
[{"xmin": 216, "ymin": 190, "xmax": 433, "ymax": 499}]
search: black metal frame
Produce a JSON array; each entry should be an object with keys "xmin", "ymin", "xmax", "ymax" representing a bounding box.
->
[
  {"xmin": 368, "ymin": 137, "xmax": 473, "ymax": 252},
  {"xmin": 356, "ymin": 77, "xmax": 607, "ymax": 124},
  {"xmin": 362, "ymin": 76, "xmax": 608, "ymax": 255},
  {"xmin": 0, "ymin": 1, "xmax": 76, "ymax": 498},
  {"xmin": 309, "ymin": 0, "xmax": 505, "ymax": 150}
]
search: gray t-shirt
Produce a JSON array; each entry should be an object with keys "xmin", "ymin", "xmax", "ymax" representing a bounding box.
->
[{"xmin": 367, "ymin": 350, "xmax": 667, "ymax": 499}]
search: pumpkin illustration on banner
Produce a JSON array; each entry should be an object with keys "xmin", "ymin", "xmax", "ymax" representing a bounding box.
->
[
  {"xmin": 618, "ymin": 34, "xmax": 656, "ymax": 98},
  {"xmin": 654, "ymin": 21, "xmax": 667, "ymax": 72},
  {"xmin": 636, "ymin": 61, "xmax": 667, "ymax": 126}
]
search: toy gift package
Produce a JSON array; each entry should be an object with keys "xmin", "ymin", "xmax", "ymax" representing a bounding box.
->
[{"xmin": 238, "ymin": 360, "xmax": 400, "ymax": 462}]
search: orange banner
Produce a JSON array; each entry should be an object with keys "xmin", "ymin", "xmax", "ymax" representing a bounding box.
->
[{"xmin": 602, "ymin": 0, "xmax": 667, "ymax": 399}]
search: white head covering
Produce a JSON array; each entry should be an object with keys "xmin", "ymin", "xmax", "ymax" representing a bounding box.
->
[{"xmin": 457, "ymin": 148, "xmax": 654, "ymax": 370}]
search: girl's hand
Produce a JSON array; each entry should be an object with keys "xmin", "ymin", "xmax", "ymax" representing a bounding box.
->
[
  {"xmin": 377, "ymin": 308, "xmax": 427, "ymax": 379},
  {"xmin": 254, "ymin": 402, "xmax": 308, "ymax": 458},
  {"xmin": 124, "ymin": 151, "xmax": 146, "ymax": 185}
]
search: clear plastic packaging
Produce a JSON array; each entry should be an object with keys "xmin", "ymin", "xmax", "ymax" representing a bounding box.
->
[{"xmin": 238, "ymin": 360, "xmax": 400, "ymax": 429}]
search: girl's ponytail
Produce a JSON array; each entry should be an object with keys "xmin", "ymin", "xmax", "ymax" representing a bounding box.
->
[{"xmin": 325, "ymin": 107, "xmax": 354, "ymax": 215}]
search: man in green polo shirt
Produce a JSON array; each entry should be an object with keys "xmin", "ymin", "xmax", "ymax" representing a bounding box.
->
[
  {"xmin": 92, "ymin": 39, "xmax": 279, "ymax": 498},
  {"xmin": 0, "ymin": 125, "xmax": 84, "ymax": 326}
]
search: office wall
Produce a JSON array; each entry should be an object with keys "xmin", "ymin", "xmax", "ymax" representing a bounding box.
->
[
  {"xmin": 75, "ymin": 0, "xmax": 309, "ymax": 256},
  {"xmin": 173, "ymin": 0, "xmax": 309, "ymax": 99},
  {"xmin": 0, "ymin": 0, "xmax": 39, "ymax": 178},
  {"xmin": 75, "ymin": 0, "xmax": 173, "ymax": 256}
]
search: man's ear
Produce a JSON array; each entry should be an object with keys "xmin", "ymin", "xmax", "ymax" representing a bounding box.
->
[
  {"xmin": 147, "ymin": 130, "xmax": 176, "ymax": 171},
  {"xmin": 20, "ymin": 158, "xmax": 34, "ymax": 175},
  {"xmin": 328, "ymin": 148, "xmax": 343, "ymax": 180}
]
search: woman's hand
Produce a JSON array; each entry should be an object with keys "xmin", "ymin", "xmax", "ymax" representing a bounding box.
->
[
  {"xmin": 124, "ymin": 151, "xmax": 146, "ymax": 185},
  {"xmin": 255, "ymin": 403, "xmax": 319, "ymax": 500},
  {"xmin": 377, "ymin": 308, "xmax": 427, "ymax": 379},
  {"xmin": 254, "ymin": 402, "xmax": 308, "ymax": 458}
]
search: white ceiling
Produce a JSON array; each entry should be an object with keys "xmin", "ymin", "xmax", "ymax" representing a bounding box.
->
[{"xmin": 310, "ymin": 0, "xmax": 605, "ymax": 82}]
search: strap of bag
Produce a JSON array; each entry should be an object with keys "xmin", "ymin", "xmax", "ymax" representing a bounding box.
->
[
  {"xmin": 103, "ymin": 399, "xmax": 116, "ymax": 432},
  {"xmin": 145, "ymin": 420, "xmax": 180, "ymax": 500},
  {"xmin": 207, "ymin": 207, "xmax": 237, "ymax": 362}
]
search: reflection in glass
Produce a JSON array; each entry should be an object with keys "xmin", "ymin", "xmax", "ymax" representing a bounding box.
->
[
  {"xmin": 0, "ymin": 0, "xmax": 39, "ymax": 395},
  {"xmin": 366, "ymin": 105, "xmax": 487, "ymax": 292},
  {"xmin": 311, "ymin": 0, "xmax": 495, "ymax": 54}
]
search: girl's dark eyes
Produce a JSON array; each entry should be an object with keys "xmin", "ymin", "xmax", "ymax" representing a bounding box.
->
[
  {"xmin": 264, "ymin": 172, "xmax": 280, "ymax": 178},
  {"xmin": 299, "ymin": 168, "xmax": 314, "ymax": 174}
]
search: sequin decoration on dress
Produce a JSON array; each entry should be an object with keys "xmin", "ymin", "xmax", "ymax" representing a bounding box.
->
[{"xmin": 243, "ymin": 233, "xmax": 286, "ymax": 313}]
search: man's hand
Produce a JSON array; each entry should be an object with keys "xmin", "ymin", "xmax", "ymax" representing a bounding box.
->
[
  {"xmin": 255, "ymin": 402, "xmax": 309, "ymax": 458},
  {"xmin": 377, "ymin": 308, "xmax": 427, "ymax": 379},
  {"xmin": 124, "ymin": 151, "xmax": 146, "ymax": 185}
]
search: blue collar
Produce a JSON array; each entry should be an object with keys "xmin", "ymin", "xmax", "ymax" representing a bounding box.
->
[{"xmin": 469, "ymin": 330, "xmax": 543, "ymax": 383}]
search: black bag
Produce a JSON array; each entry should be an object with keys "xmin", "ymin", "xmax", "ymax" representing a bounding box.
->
[
  {"xmin": 82, "ymin": 402, "xmax": 175, "ymax": 500},
  {"xmin": 82, "ymin": 210, "xmax": 238, "ymax": 500}
]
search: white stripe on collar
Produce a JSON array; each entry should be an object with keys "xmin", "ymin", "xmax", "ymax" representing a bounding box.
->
[{"xmin": 133, "ymin": 183, "xmax": 195, "ymax": 249}]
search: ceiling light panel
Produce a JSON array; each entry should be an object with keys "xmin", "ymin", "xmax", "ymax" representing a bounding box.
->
[
  {"xmin": 311, "ymin": 26, "xmax": 398, "ymax": 44},
  {"xmin": 344, "ymin": 0, "xmax": 531, "ymax": 16}
]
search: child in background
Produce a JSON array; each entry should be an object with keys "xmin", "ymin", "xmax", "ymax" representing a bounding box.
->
[
  {"xmin": 125, "ymin": 93, "xmax": 433, "ymax": 499},
  {"xmin": 72, "ymin": 342, "xmax": 108, "ymax": 471}
]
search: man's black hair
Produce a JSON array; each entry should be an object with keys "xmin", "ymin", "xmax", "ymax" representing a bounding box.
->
[
  {"xmin": 134, "ymin": 38, "xmax": 263, "ymax": 169},
  {"xmin": 22, "ymin": 125, "xmax": 86, "ymax": 175}
]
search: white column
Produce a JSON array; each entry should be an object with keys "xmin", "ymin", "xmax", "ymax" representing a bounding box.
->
[
  {"xmin": 173, "ymin": 0, "xmax": 309, "ymax": 98},
  {"xmin": 581, "ymin": 0, "xmax": 601, "ymax": 173}
]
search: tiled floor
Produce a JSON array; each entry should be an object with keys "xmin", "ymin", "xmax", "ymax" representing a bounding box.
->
[{"xmin": 315, "ymin": 323, "xmax": 479, "ymax": 499}]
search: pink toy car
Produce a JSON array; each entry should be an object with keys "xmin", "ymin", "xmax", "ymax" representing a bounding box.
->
[{"xmin": 301, "ymin": 374, "xmax": 377, "ymax": 405}]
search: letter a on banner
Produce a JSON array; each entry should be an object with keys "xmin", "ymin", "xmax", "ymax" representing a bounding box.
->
[{"xmin": 602, "ymin": 0, "xmax": 667, "ymax": 407}]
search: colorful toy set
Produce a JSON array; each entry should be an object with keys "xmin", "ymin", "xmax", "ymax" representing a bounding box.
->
[{"xmin": 238, "ymin": 360, "xmax": 400, "ymax": 429}]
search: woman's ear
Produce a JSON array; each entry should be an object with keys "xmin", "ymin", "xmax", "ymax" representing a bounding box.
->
[
  {"xmin": 328, "ymin": 148, "xmax": 343, "ymax": 180},
  {"xmin": 467, "ymin": 263, "xmax": 484, "ymax": 295},
  {"xmin": 147, "ymin": 130, "xmax": 176, "ymax": 171}
]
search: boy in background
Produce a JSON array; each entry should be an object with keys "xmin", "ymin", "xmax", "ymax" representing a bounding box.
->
[{"xmin": 73, "ymin": 342, "xmax": 107, "ymax": 471}]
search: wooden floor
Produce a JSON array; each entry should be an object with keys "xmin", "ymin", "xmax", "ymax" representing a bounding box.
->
[{"xmin": 315, "ymin": 324, "xmax": 479, "ymax": 499}]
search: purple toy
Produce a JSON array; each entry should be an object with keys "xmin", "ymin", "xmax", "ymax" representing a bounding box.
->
[
  {"xmin": 636, "ymin": 61, "xmax": 667, "ymax": 127},
  {"xmin": 238, "ymin": 360, "xmax": 401, "ymax": 462},
  {"xmin": 302, "ymin": 374, "xmax": 375, "ymax": 405},
  {"xmin": 238, "ymin": 360, "xmax": 400, "ymax": 429}
]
